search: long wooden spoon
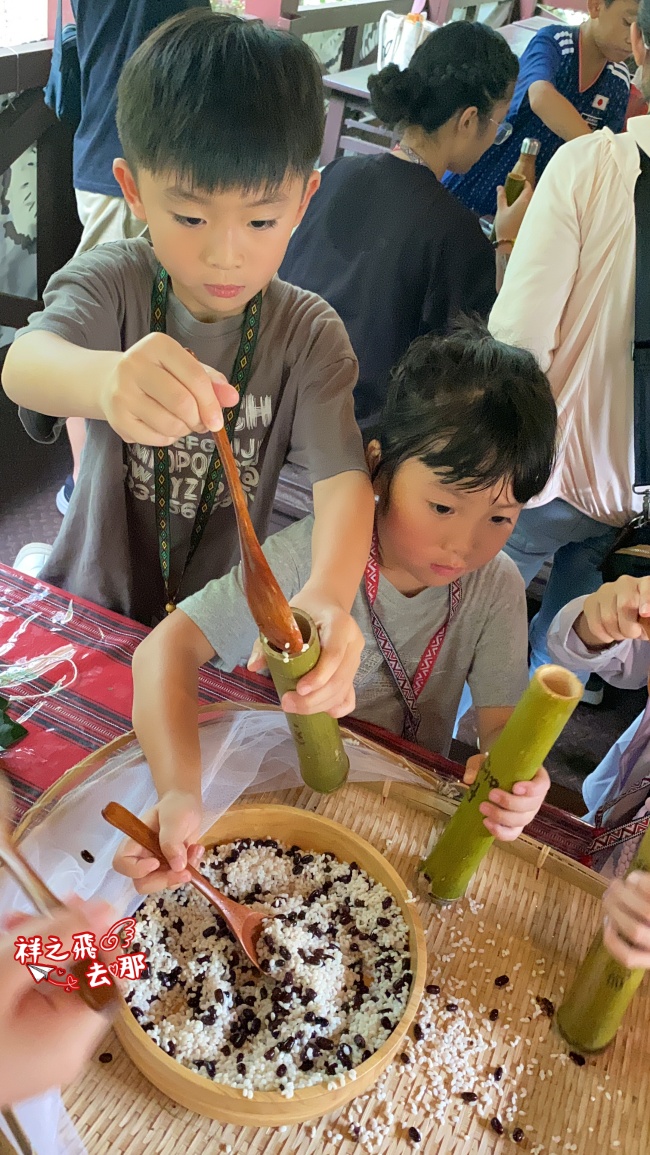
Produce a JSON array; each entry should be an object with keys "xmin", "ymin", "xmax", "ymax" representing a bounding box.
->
[
  {"xmin": 102, "ymin": 802, "xmax": 266, "ymax": 970},
  {"xmin": 212, "ymin": 425, "xmax": 304, "ymax": 655},
  {"xmin": 0, "ymin": 838, "xmax": 119, "ymax": 1012}
]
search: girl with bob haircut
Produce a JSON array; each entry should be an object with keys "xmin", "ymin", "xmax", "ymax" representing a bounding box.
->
[{"xmin": 113, "ymin": 324, "xmax": 558, "ymax": 890}]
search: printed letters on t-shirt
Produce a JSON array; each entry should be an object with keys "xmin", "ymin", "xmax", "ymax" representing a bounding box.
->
[{"xmin": 124, "ymin": 394, "xmax": 273, "ymax": 518}]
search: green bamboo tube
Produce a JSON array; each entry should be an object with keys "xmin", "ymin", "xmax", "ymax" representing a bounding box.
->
[
  {"xmin": 421, "ymin": 665, "xmax": 583, "ymax": 904},
  {"xmin": 260, "ymin": 609, "xmax": 349, "ymax": 794},
  {"xmin": 556, "ymin": 825, "xmax": 650, "ymax": 1052}
]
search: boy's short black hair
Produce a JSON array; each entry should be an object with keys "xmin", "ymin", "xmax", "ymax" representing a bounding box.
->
[
  {"xmin": 373, "ymin": 322, "xmax": 557, "ymax": 505},
  {"xmin": 117, "ymin": 10, "xmax": 324, "ymax": 195}
]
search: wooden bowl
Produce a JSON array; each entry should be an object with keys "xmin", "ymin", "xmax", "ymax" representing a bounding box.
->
[{"xmin": 114, "ymin": 804, "xmax": 427, "ymax": 1125}]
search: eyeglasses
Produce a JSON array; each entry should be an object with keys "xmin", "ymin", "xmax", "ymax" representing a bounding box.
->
[{"xmin": 490, "ymin": 119, "xmax": 513, "ymax": 146}]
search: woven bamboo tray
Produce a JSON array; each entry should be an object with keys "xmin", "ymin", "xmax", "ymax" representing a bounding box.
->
[
  {"xmin": 56, "ymin": 778, "xmax": 650, "ymax": 1155},
  {"xmin": 114, "ymin": 804, "xmax": 427, "ymax": 1126}
]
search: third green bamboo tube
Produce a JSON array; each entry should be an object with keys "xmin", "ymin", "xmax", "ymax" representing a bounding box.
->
[
  {"xmin": 556, "ymin": 824, "xmax": 650, "ymax": 1052},
  {"xmin": 260, "ymin": 609, "xmax": 349, "ymax": 794},
  {"xmin": 421, "ymin": 665, "xmax": 584, "ymax": 903}
]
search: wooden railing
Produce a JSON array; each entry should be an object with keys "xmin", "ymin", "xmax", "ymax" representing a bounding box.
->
[{"xmin": 246, "ymin": 0, "xmax": 413, "ymax": 69}]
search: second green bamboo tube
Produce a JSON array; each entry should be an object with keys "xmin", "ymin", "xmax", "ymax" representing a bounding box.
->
[
  {"xmin": 421, "ymin": 665, "xmax": 584, "ymax": 903},
  {"xmin": 556, "ymin": 824, "xmax": 650, "ymax": 1052},
  {"xmin": 260, "ymin": 609, "xmax": 349, "ymax": 794}
]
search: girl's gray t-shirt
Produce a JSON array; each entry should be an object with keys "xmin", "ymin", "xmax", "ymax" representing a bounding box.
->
[
  {"xmin": 16, "ymin": 240, "xmax": 364, "ymax": 622},
  {"xmin": 179, "ymin": 515, "xmax": 529, "ymax": 757}
]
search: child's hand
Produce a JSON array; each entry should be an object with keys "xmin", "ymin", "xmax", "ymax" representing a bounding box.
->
[
  {"xmin": 602, "ymin": 871, "xmax": 650, "ymax": 969},
  {"xmin": 99, "ymin": 333, "xmax": 239, "ymax": 446},
  {"xmin": 463, "ymin": 755, "xmax": 551, "ymax": 841},
  {"xmin": 575, "ymin": 576, "xmax": 650, "ymax": 649},
  {"xmin": 494, "ymin": 181, "xmax": 533, "ymax": 243},
  {"xmin": 1, "ymin": 900, "xmax": 115, "ymax": 1107},
  {"xmin": 247, "ymin": 591, "xmax": 364, "ymax": 718},
  {"xmin": 112, "ymin": 792, "xmax": 204, "ymax": 893}
]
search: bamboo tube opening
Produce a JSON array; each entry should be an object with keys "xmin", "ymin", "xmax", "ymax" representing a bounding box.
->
[
  {"xmin": 265, "ymin": 609, "xmax": 312, "ymax": 655},
  {"xmin": 535, "ymin": 665, "xmax": 583, "ymax": 700}
]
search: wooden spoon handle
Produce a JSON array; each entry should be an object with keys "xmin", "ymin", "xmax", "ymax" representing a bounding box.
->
[
  {"xmin": 102, "ymin": 802, "xmax": 241, "ymax": 921},
  {"xmin": 102, "ymin": 802, "xmax": 166, "ymax": 863},
  {"xmin": 183, "ymin": 349, "xmax": 301, "ymax": 654},
  {"xmin": 0, "ymin": 843, "xmax": 65, "ymax": 920},
  {"xmin": 214, "ymin": 426, "xmax": 253, "ymax": 545},
  {"xmin": 212, "ymin": 427, "xmax": 304, "ymax": 656}
]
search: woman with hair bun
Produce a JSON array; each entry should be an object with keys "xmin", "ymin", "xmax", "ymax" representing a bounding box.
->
[{"xmin": 280, "ymin": 21, "xmax": 525, "ymax": 430}]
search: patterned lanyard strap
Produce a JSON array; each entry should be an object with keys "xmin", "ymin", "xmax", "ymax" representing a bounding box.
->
[
  {"xmin": 364, "ymin": 528, "xmax": 462, "ymax": 742},
  {"xmin": 150, "ymin": 266, "xmax": 262, "ymax": 613}
]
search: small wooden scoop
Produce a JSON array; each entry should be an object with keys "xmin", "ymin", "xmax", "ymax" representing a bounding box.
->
[
  {"xmin": 213, "ymin": 425, "xmax": 304, "ymax": 656},
  {"xmin": 0, "ymin": 838, "xmax": 119, "ymax": 1012},
  {"xmin": 102, "ymin": 801, "xmax": 266, "ymax": 970}
]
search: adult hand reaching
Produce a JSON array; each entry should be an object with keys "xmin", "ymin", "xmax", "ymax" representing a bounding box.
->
[{"xmin": 1, "ymin": 900, "xmax": 116, "ymax": 1107}]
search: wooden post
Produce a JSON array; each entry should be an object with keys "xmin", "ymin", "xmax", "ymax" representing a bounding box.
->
[
  {"xmin": 0, "ymin": 57, "xmax": 81, "ymax": 331},
  {"xmin": 36, "ymin": 118, "xmax": 82, "ymax": 297}
]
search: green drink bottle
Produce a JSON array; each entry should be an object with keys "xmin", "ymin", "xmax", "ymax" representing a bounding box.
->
[
  {"xmin": 488, "ymin": 137, "xmax": 540, "ymax": 241},
  {"xmin": 422, "ymin": 666, "xmax": 583, "ymax": 903},
  {"xmin": 260, "ymin": 608, "xmax": 349, "ymax": 794},
  {"xmin": 556, "ymin": 825, "xmax": 650, "ymax": 1052}
]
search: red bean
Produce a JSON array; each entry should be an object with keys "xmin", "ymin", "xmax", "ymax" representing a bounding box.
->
[{"xmin": 536, "ymin": 996, "xmax": 555, "ymax": 1018}]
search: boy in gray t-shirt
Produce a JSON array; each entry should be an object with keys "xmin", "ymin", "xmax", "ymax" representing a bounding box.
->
[
  {"xmin": 113, "ymin": 326, "xmax": 559, "ymax": 890},
  {"xmin": 2, "ymin": 13, "xmax": 373, "ymax": 709}
]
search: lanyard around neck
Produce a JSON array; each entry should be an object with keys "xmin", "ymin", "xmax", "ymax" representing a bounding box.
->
[
  {"xmin": 364, "ymin": 528, "xmax": 462, "ymax": 742},
  {"xmin": 150, "ymin": 266, "xmax": 262, "ymax": 613}
]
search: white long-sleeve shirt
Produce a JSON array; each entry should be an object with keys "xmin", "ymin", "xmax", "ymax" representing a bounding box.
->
[
  {"xmin": 548, "ymin": 598, "xmax": 650, "ymax": 852},
  {"xmin": 548, "ymin": 597, "xmax": 650, "ymax": 692},
  {"xmin": 490, "ymin": 117, "xmax": 650, "ymax": 528}
]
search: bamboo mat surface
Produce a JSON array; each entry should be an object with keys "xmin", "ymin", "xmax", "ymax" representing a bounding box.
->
[{"xmin": 64, "ymin": 782, "xmax": 650, "ymax": 1155}]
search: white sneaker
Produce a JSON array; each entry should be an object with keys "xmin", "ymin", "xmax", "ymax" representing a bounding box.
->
[
  {"xmin": 13, "ymin": 542, "xmax": 53, "ymax": 578},
  {"xmin": 56, "ymin": 474, "xmax": 75, "ymax": 516}
]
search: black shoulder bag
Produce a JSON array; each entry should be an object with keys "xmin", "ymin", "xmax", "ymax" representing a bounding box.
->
[
  {"xmin": 44, "ymin": 0, "xmax": 81, "ymax": 131},
  {"xmin": 600, "ymin": 147, "xmax": 650, "ymax": 582}
]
